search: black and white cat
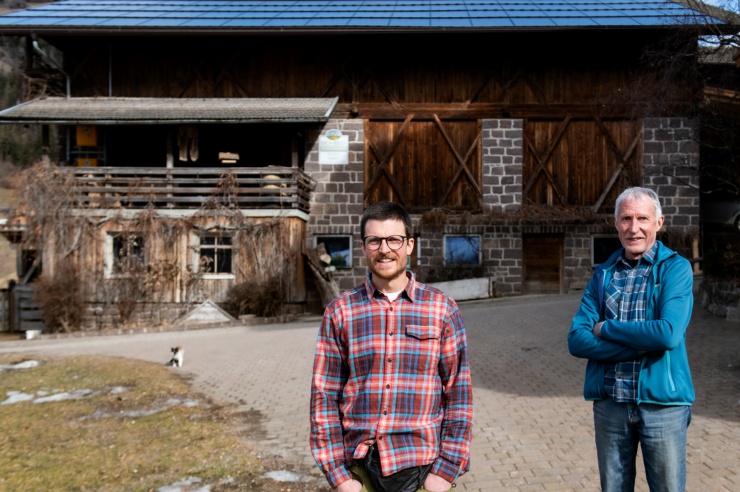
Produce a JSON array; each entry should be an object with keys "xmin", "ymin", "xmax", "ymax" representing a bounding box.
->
[{"xmin": 168, "ymin": 346, "xmax": 184, "ymax": 367}]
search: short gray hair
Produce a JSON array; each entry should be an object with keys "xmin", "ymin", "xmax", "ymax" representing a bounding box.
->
[{"xmin": 614, "ymin": 187, "xmax": 663, "ymax": 222}]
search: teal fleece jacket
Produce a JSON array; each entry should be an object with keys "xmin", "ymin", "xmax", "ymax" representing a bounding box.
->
[{"xmin": 568, "ymin": 240, "xmax": 695, "ymax": 405}]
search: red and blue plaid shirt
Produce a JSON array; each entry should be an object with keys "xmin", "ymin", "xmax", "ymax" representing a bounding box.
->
[{"xmin": 310, "ymin": 272, "xmax": 473, "ymax": 489}]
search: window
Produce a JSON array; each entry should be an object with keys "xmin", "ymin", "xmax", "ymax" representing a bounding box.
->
[
  {"xmin": 105, "ymin": 232, "xmax": 145, "ymax": 277},
  {"xmin": 197, "ymin": 234, "xmax": 233, "ymax": 276},
  {"xmin": 444, "ymin": 235, "xmax": 481, "ymax": 265},
  {"xmin": 315, "ymin": 235, "xmax": 352, "ymax": 269},
  {"xmin": 592, "ymin": 235, "xmax": 622, "ymax": 266}
]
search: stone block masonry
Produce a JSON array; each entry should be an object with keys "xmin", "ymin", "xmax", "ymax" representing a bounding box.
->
[
  {"xmin": 305, "ymin": 119, "xmax": 366, "ymax": 294},
  {"xmin": 482, "ymin": 119, "xmax": 523, "ymax": 213},
  {"xmin": 304, "ymin": 117, "xmax": 701, "ymax": 309},
  {"xmin": 643, "ymin": 117, "xmax": 700, "ymax": 233}
]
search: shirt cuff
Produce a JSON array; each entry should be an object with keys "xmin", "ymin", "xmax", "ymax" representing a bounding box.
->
[
  {"xmin": 326, "ymin": 464, "xmax": 353, "ymax": 489},
  {"xmin": 430, "ymin": 456, "xmax": 460, "ymax": 484}
]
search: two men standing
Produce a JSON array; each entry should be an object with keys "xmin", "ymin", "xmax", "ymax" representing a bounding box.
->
[{"xmin": 310, "ymin": 187, "xmax": 694, "ymax": 492}]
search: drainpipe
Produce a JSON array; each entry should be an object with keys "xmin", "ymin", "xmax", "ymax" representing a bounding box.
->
[{"xmin": 31, "ymin": 35, "xmax": 70, "ymax": 98}]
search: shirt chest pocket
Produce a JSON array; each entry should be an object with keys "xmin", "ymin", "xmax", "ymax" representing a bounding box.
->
[{"xmin": 401, "ymin": 324, "xmax": 441, "ymax": 372}]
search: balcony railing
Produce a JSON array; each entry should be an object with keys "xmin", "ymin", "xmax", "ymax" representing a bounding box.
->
[{"xmin": 71, "ymin": 167, "xmax": 315, "ymax": 213}]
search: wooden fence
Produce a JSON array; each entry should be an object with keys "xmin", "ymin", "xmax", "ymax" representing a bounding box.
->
[{"xmin": 8, "ymin": 284, "xmax": 43, "ymax": 333}]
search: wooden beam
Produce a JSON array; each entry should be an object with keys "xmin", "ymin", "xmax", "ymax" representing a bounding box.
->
[
  {"xmin": 593, "ymin": 163, "xmax": 625, "ymax": 213},
  {"xmin": 523, "ymin": 114, "xmax": 572, "ymax": 201}
]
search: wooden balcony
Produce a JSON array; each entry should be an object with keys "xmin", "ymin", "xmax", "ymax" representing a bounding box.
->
[{"xmin": 71, "ymin": 167, "xmax": 315, "ymax": 213}]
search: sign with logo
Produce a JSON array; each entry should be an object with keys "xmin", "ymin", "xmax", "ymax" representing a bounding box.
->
[{"xmin": 319, "ymin": 129, "xmax": 349, "ymax": 165}]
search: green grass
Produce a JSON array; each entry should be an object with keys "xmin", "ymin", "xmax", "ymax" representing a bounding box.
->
[{"xmin": 0, "ymin": 354, "xmax": 306, "ymax": 492}]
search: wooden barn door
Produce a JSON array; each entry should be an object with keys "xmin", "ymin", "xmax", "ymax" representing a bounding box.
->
[
  {"xmin": 364, "ymin": 118, "xmax": 481, "ymax": 212},
  {"xmin": 523, "ymin": 234, "xmax": 563, "ymax": 294},
  {"xmin": 523, "ymin": 117, "xmax": 643, "ymax": 212}
]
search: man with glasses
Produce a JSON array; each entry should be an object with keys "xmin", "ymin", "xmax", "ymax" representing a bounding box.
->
[{"xmin": 310, "ymin": 201, "xmax": 473, "ymax": 492}]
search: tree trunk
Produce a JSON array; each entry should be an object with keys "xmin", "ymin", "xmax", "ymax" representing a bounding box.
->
[{"xmin": 305, "ymin": 243, "xmax": 340, "ymax": 308}]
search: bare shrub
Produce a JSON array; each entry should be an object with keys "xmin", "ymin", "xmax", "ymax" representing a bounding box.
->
[
  {"xmin": 34, "ymin": 261, "xmax": 85, "ymax": 332},
  {"xmin": 108, "ymin": 262, "xmax": 148, "ymax": 326},
  {"xmin": 222, "ymin": 278, "xmax": 282, "ymax": 318},
  {"xmin": 420, "ymin": 208, "xmax": 448, "ymax": 231},
  {"xmin": 12, "ymin": 166, "xmax": 299, "ymax": 329}
]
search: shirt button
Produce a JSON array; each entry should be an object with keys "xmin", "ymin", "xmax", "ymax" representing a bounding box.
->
[
  {"xmin": 389, "ymin": 332, "xmax": 394, "ymax": 336},
  {"xmin": 387, "ymin": 357, "xmax": 392, "ymax": 363},
  {"xmin": 383, "ymin": 410, "xmax": 388, "ymax": 415},
  {"xmin": 389, "ymin": 306, "xmax": 394, "ymax": 311},
  {"xmin": 378, "ymin": 435, "xmax": 384, "ymax": 440}
]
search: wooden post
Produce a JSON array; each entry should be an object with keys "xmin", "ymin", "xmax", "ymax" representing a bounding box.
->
[{"xmin": 692, "ymin": 237, "xmax": 702, "ymax": 276}]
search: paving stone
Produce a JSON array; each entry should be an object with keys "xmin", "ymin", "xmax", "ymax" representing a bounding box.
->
[{"xmin": 1, "ymin": 290, "xmax": 737, "ymax": 491}]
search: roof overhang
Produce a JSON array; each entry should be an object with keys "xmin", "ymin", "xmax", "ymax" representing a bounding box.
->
[{"xmin": 0, "ymin": 97, "xmax": 339, "ymax": 125}]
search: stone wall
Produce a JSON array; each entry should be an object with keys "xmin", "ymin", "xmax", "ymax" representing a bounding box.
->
[
  {"xmin": 416, "ymin": 217, "xmax": 524, "ymax": 297},
  {"xmin": 305, "ymin": 119, "xmax": 366, "ymax": 294},
  {"xmin": 482, "ymin": 119, "xmax": 523, "ymax": 213},
  {"xmin": 304, "ymin": 117, "xmax": 702, "ymax": 308},
  {"xmin": 642, "ymin": 117, "xmax": 701, "ymax": 233},
  {"xmin": 699, "ymin": 278, "xmax": 739, "ymax": 323}
]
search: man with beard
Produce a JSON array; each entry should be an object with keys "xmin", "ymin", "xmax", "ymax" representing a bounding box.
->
[{"xmin": 310, "ymin": 201, "xmax": 473, "ymax": 492}]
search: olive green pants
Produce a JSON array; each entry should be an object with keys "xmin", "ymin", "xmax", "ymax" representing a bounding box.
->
[{"xmin": 349, "ymin": 465, "xmax": 453, "ymax": 492}]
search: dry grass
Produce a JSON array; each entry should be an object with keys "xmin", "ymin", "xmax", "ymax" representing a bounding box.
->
[{"xmin": 0, "ymin": 354, "xmax": 314, "ymax": 491}]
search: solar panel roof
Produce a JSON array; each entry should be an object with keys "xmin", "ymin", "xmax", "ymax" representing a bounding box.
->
[{"xmin": 0, "ymin": 0, "xmax": 725, "ymax": 31}]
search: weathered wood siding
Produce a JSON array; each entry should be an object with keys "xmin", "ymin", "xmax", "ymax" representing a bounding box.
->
[
  {"xmin": 523, "ymin": 234, "xmax": 563, "ymax": 295},
  {"xmin": 523, "ymin": 118, "xmax": 643, "ymax": 211},
  {"xmin": 43, "ymin": 31, "xmax": 692, "ymax": 213},
  {"xmin": 364, "ymin": 119, "xmax": 481, "ymax": 212},
  {"xmin": 43, "ymin": 215, "xmax": 306, "ymax": 307},
  {"xmin": 52, "ymin": 32, "xmax": 687, "ymax": 111}
]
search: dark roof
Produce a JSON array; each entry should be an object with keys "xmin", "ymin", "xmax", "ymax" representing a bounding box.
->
[
  {"xmin": 0, "ymin": 0, "xmax": 726, "ymax": 33},
  {"xmin": 0, "ymin": 97, "xmax": 340, "ymax": 124}
]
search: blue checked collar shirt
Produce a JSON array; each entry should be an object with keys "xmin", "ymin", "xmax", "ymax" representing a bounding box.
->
[
  {"xmin": 603, "ymin": 243, "xmax": 657, "ymax": 402},
  {"xmin": 310, "ymin": 271, "xmax": 473, "ymax": 489}
]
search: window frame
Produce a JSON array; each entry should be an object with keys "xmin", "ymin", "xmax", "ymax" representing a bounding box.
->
[
  {"xmin": 104, "ymin": 231, "xmax": 146, "ymax": 278},
  {"xmin": 591, "ymin": 234, "xmax": 622, "ymax": 267},
  {"xmin": 443, "ymin": 234, "xmax": 482, "ymax": 266},
  {"xmin": 194, "ymin": 233, "xmax": 235, "ymax": 279},
  {"xmin": 314, "ymin": 235, "xmax": 353, "ymax": 269}
]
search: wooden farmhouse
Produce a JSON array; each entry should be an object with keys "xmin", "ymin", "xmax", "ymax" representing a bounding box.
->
[{"xmin": 0, "ymin": 0, "xmax": 730, "ymax": 331}]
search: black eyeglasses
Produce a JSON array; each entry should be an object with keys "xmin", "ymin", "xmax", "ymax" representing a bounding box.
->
[{"xmin": 362, "ymin": 235, "xmax": 408, "ymax": 251}]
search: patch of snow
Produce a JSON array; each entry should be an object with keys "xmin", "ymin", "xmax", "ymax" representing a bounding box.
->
[
  {"xmin": 157, "ymin": 476, "xmax": 210, "ymax": 492},
  {"xmin": 165, "ymin": 397, "xmax": 200, "ymax": 408},
  {"xmin": 1, "ymin": 391, "xmax": 35, "ymax": 405},
  {"xmin": 34, "ymin": 389, "xmax": 97, "ymax": 403},
  {"xmin": 119, "ymin": 408, "xmax": 164, "ymax": 418},
  {"xmin": 0, "ymin": 360, "xmax": 40, "ymax": 371},
  {"xmin": 262, "ymin": 470, "xmax": 304, "ymax": 482}
]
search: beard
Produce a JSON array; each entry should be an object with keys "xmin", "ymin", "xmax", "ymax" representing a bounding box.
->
[{"xmin": 368, "ymin": 253, "xmax": 407, "ymax": 283}]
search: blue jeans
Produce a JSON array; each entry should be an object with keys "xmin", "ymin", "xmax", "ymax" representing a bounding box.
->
[{"xmin": 593, "ymin": 399, "xmax": 691, "ymax": 492}]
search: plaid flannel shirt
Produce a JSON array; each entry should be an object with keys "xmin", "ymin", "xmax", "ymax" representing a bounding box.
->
[
  {"xmin": 603, "ymin": 244, "xmax": 656, "ymax": 402},
  {"xmin": 310, "ymin": 272, "xmax": 473, "ymax": 489}
]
